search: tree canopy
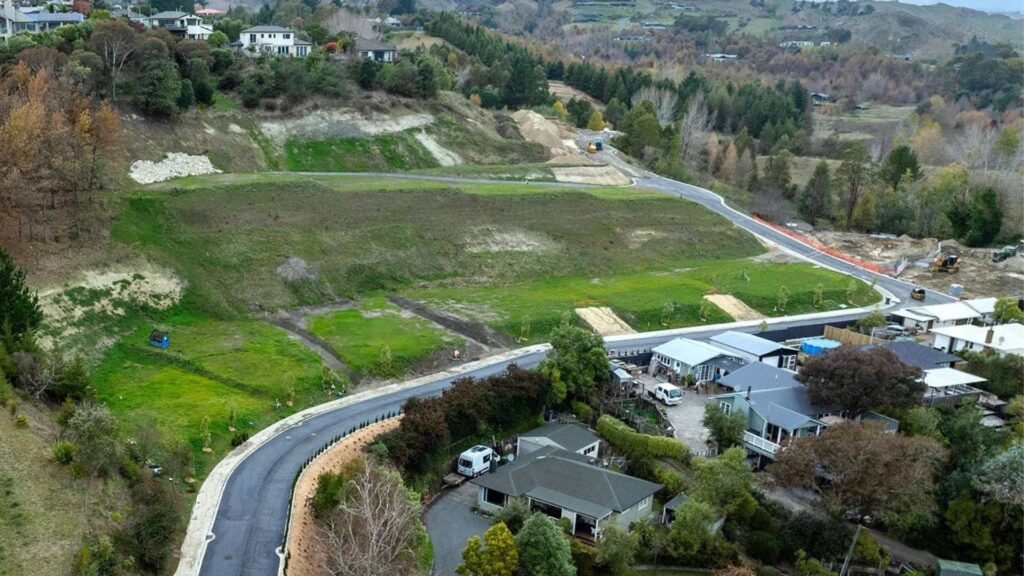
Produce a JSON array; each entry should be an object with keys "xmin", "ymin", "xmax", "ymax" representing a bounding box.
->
[
  {"xmin": 797, "ymin": 347, "xmax": 924, "ymax": 414},
  {"xmin": 539, "ymin": 323, "xmax": 608, "ymax": 405}
]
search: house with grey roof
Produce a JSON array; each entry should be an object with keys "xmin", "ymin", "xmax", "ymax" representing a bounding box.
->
[
  {"xmin": 354, "ymin": 36, "xmax": 397, "ymax": 61},
  {"xmin": 147, "ymin": 11, "xmax": 212, "ymax": 41},
  {"xmin": 517, "ymin": 422, "xmax": 600, "ymax": 458},
  {"xmin": 471, "ymin": 445, "xmax": 660, "ymax": 541},
  {"xmin": 709, "ymin": 331, "xmax": 798, "ymax": 370},
  {"xmin": 1, "ymin": 3, "xmax": 83, "ymax": 39},
  {"xmin": 649, "ymin": 337, "xmax": 747, "ymax": 384},
  {"xmin": 857, "ymin": 340, "xmax": 960, "ymax": 371},
  {"xmin": 239, "ymin": 25, "xmax": 311, "ymax": 57},
  {"xmin": 713, "ymin": 363, "xmax": 845, "ymax": 465}
]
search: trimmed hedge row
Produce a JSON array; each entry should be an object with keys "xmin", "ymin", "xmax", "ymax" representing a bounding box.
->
[{"xmin": 596, "ymin": 414, "xmax": 688, "ymax": 461}]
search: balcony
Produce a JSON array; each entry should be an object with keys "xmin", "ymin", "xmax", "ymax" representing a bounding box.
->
[{"xmin": 743, "ymin": 431, "xmax": 780, "ymax": 456}]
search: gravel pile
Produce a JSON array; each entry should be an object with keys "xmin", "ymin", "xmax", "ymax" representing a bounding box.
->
[
  {"xmin": 276, "ymin": 256, "xmax": 318, "ymax": 283},
  {"xmin": 130, "ymin": 153, "xmax": 221, "ymax": 184}
]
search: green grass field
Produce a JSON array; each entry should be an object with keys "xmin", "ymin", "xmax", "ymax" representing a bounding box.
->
[
  {"xmin": 285, "ymin": 132, "xmax": 440, "ymax": 172},
  {"xmin": 307, "ymin": 298, "xmax": 461, "ymax": 377}
]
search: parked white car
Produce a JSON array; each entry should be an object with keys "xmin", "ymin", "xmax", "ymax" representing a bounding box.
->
[{"xmin": 648, "ymin": 383, "xmax": 683, "ymax": 406}]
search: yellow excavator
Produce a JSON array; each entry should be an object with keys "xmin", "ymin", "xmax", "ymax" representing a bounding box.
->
[{"xmin": 931, "ymin": 254, "xmax": 960, "ymax": 274}]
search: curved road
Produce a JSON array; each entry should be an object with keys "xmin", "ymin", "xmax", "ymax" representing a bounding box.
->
[{"xmin": 187, "ymin": 162, "xmax": 955, "ymax": 576}]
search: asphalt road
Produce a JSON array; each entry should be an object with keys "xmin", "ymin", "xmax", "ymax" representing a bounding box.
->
[{"xmin": 195, "ymin": 163, "xmax": 955, "ymax": 576}]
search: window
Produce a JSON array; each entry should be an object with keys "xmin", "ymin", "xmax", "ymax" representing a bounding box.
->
[
  {"xmin": 639, "ymin": 497, "xmax": 651, "ymax": 509},
  {"xmin": 719, "ymin": 402, "xmax": 732, "ymax": 415},
  {"xmin": 283, "ymin": 33, "xmax": 290, "ymax": 39},
  {"xmin": 482, "ymin": 454, "xmax": 490, "ymax": 464},
  {"xmin": 277, "ymin": 46, "xmax": 287, "ymax": 54},
  {"xmin": 484, "ymin": 488, "xmax": 506, "ymax": 507},
  {"xmin": 783, "ymin": 355, "xmax": 796, "ymax": 370},
  {"xmin": 249, "ymin": 34, "xmax": 256, "ymax": 43},
  {"xmin": 583, "ymin": 445, "xmax": 597, "ymax": 455},
  {"xmin": 297, "ymin": 46, "xmax": 307, "ymax": 56}
]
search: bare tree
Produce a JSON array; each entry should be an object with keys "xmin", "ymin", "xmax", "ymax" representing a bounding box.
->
[
  {"xmin": 86, "ymin": 20, "xmax": 139, "ymax": 100},
  {"xmin": 324, "ymin": 8, "xmax": 376, "ymax": 39},
  {"xmin": 631, "ymin": 85, "xmax": 678, "ymax": 127},
  {"xmin": 953, "ymin": 124, "xmax": 997, "ymax": 172},
  {"xmin": 316, "ymin": 462, "xmax": 421, "ymax": 576},
  {"xmin": 678, "ymin": 92, "xmax": 715, "ymax": 171}
]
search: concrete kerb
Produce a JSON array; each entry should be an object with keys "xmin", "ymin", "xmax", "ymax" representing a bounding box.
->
[{"xmin": 173, "ymin": 343, "xmax": 551, "ymax": 576}]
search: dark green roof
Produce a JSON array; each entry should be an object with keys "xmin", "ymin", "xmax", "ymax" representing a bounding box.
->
[{"xmin": 472, "ymin": 447, "xmax": 661, "ymax": 518}]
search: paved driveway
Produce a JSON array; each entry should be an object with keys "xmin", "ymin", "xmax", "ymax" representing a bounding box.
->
[{"xmin": 424, "ymin": 483, "xmax": 491, "ymax": 576}]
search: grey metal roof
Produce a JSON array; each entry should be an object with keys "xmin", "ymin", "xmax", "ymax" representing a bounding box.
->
[
  {"xmin": 761, "ymin": 402, "xmax": 815, "ymax": 430},
  {"xmin": 354, "ymin": 36, "xmax": 396, "ymax": 51},
  {"xmin": 519, "ymin": 423, "xmax": 599, "ymax": 454},
  {"xmin": 717, "ymin": 362, "xmax": 800, "ymax": 393},
  {"xmin": 652, "ymin": 337, "xmax": 736, "ymax": 367},
  {"xmin": 242, "ymin": 25, "xmax": 294, "ymax": 33},
  {"xmin": 30, "ymin": 12, "xmax": 84, "ymax": 22},
  {"xmin": 859, "ymin": 341, "xmax": 959, "ymax": 371},
  {"xmin": 710, "ymin": 331, "xmax": 794, "ymax": 358},
  {"xmin": 663, "ymin": 492, "xmax": 690, "ymax": 512},
  {"xmin": 471, "ymin": 447, "xmax": 661, "ymax": 516},
  {"xmin": 706, "ymin": 355, "xmax": 748, "ymax": 373},
  {"xmin": 149, "ymin": 11, "xmax": 190, "ymax": 19}
]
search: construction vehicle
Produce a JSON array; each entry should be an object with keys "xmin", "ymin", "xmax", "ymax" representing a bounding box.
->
[
  {"xmin": 992, "ymin": 245, "xmax": 1017, "ymax": 263},
  {"xmin": 931, "ymin": 253, "xmax": 960, "ymax": 273},
  {"xmin": 586, "ymin": 142, "xmax": 597, "ymax": 153},
  {"xmin": 911, "ymin": 286, "xmax": 926, "ymax": 301},
  {"xmin": 594, "ymin": 137, "xmax": 604, "ymax": 151}
]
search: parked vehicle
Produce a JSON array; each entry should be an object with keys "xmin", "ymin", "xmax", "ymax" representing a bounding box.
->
[
  {"xmin": 911, "ymin": 286, "xmax": 926, "ymax": 301},
  {"xmin": 648, "ymin": 383, "xmax": 683, "ymax": 406},
  {"xmin": 594, "ymin": 137, "xmax": 604, "ymax": 151},
  {"xmin": 992, "ymin": 245, "xmax": 1017, "ymax": 263},
  {"xmin": 457, "ymin": 445, "xmax": 496, "ymax": 477}
]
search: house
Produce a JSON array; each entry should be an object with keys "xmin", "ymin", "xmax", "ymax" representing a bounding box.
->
[
  {"xmin": 472, "ymin": 445, "xmax": 661, "ymax": 540},
  {"xmin": 147, "ymin": 11, "xmax": 212, "ymax": 40},
  {"xmin": 1, "ymin": 4, "xmax": 83, "ymax": 39},
  {"xmin": 195, "ymin": 7, "xmax": 223, "ymax": 17},
  {"xmin": 353, "ymin": 36, "xmax": 397, "ymax": 62},
  {"xmin": 810, "ymin": 92, "xmax": 831, "ymax": 105},
  {"xmin": 963, "ymin": 297, "xmax": 998, "ymax": 325},
  {"xmin": 662, "ymin": 492, "xmax": 725, "ymax": 531},
  {"xmin": 705, "ymin": 53, "xmax": 739, "ymax": 61},
  {"xmin": 111, "ymin": 7, "xmax": 146, "ymax": 24},
  {"xmin": 779, "ymin": 40, "xmax": 814, "ymax": 48},
  {"xmin": 238, "ymin": 25, "xmax": 311, "ymax": 57},
  {"xmin": 922, "ymin": 368, "xmax": 986, "ymax": 407},
  {"xmin": 890, "ymin": 302, "xmax": 981, "ymax": 332},
  {"xmin": 713, "ymin": 364, "xmax": 843, "ymax": 464},
  {"xmin": 709, "ymin": 331, "xmax": 798, "ymax": 370},
  {"xmin": 649, "ymin": 337, "xmax": 746, "ymax": 383},
  {"xmin": 931, "ymin": 324, "xmax": 1024, "ymax": 357},
  {"xmin": 517, "ymin": 422, "xmax": 600, "ymax": 459},
  {"xmin": 858, "ymin": 340, "xmax": 960, "ymax": 370}
]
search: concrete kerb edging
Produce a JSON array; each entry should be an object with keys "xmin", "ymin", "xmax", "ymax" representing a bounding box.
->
[{"xmin": 173, "ymin": 344, "xmax": 551, "ymax": 576}]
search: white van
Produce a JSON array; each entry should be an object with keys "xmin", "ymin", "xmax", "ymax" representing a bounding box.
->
[
  {"xmin": 648, "ymin": 383, "xmax": 683, "ymax": 406},
  {"xmin": 457, "ymin": 445, "xmax": 497, "ymax": 477}
]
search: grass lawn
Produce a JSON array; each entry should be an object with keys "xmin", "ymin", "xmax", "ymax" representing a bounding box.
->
[
  {"xmin": 307, "ymin": 298, "xmax": 461, "ymax": 378},
  {"xmin": 408, "ymin": 260, "xmax": 877, "ymax": 341},
  {"xmin": 89, "ymin": 315, "xmax": 332, "ymax": 474},
  {"xmin": 284, "ymin": 132, "xmax": 439, "ymax": 172}
]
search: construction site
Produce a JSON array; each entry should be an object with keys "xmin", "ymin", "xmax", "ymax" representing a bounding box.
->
[{"xmin": 806, "ymin": 231, "xmax": 1024, "ymax": 300}]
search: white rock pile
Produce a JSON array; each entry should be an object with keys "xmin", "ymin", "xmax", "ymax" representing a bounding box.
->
[{"xmin": 129, "ymin": 153, "xmax": 221, "ymax": 184}]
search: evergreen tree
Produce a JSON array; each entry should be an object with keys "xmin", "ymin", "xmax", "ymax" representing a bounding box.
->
[
  {"xmin": 879, "ymin": 145, "xmax": 922, "ymax": 189},
  {"xmin": 0, "ymin": 246, "xmax": 42, "ymax": 346},
  {"xmin": 798, "ymin": 160, "xmax": 834, "ymax": 225},
  {"xmin": 515, "ymin": 514, "xmax": 575, "ymax": 576}
]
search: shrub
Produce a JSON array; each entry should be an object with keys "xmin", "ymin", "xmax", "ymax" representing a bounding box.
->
[
  {"xmin": 757, "ymin": 566, "xmax": 782, "ymax": 576},
  {"xmin": 14, "ymin": 414, "xmax": 27, "ymax": 427},
  {"xmin": 571, "ymin": 400, "xmax": 595, "ymax": 425},
  {"xmin": 597, "ymin": 415, "xmax": 688, "ymax": 461},
  {"xmin": 230, "ymin": 431, "xmax": 250, "ymax": 447},
  {"xmin": 493, "ymin": 499, "xmax": 530, "ymax": 534},
  {"xmin": 746, "ymin": 530, "xmax": 781, "ymax": 565},
  {"xmin": 571, "ymin": 538, "xmax": 598, "ymax": 576},
  {"xmin": 53, "ymin": 440, "xmax": 76, "ymax": 464}
]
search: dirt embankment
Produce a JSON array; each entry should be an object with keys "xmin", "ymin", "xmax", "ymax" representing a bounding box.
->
[
  {"xmin": 285, "ymin": 419, "xmax": 401, "ymax": 576},
  {"xmin": 387, "ymin": 295, "xmax": 513, "ymax": 349}
]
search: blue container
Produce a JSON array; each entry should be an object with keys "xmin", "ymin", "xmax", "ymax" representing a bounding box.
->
[
  {"xmin": 149, "ymin": 330, "xmax": 170, "ymax": 349},
  {"xmin": 800, "ymin": 337, "xmax": 840, "ymax": 356}
]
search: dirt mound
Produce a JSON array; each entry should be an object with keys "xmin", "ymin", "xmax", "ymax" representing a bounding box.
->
[
  {"xmin": 413, "ymin": 131, "xmax": 462, "ymax": 166},
  {"xmin": 463, "ymin": 227, "xmax": 559, "ymax": 254},
  {"xmin": 129, "ymin": 153, "xmax": 220, "ymax": 184},
  {"xmin": 511, "ymin": 110, "xmax": 576, "ymax": 155},
  {"xmin": 704, "ymin": 294, "xmax": 765, "ymax": 321},
  {"xmin": 260, "ymin": 109, "xmax": 434, "ymax": 145},
  {"xmin": 551, "ymin": 165, "xmax": 631, "ymax": 186},
  {"xmin": 576, "ymin": 307, "xmax": 635, "ymax": 336}
]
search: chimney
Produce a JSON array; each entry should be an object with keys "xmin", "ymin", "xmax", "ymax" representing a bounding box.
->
[
  {"xmin": 985, "ymin": 328, "xmax": 995, "ymax": 345},
  {"xmin": 746, "ymin": 386, "xmax": 752, "ymax": 400}
]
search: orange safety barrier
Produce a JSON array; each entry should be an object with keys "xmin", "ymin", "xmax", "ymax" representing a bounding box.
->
[{"xmin": 751, "ymin": 216, "xmax": 888, "ymax": 275}]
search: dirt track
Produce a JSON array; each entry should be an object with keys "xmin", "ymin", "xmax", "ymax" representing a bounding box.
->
[
  {"xmin": 575, "ymin": 306, "xmax": 636, "ymax": 335},
  {"xmin": 704, "ymin": 294, "xmax": 765, "ymax": 321}
]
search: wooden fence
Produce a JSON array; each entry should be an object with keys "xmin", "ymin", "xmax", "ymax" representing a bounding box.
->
[{"xmin": 824, "ymin": 324, "xmax": 874, "ymax": 346}]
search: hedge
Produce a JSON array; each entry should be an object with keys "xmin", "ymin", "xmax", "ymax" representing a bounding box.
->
[{"xmin": 596, "ymin": 415, "xmax": 688, "ymax": 461}]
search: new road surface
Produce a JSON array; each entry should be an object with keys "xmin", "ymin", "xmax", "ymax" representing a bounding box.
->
[{"xmin": 182, "ymin": 165, "xmax": 955, "ymax": 576}]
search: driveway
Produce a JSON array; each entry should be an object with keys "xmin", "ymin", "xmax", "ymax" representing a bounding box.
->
[
  {"xmin": 637, "ymin": 375, "xmax": 714, "ymax": 454},
  {"xmin": 424, "ymin": 482, "xmax": 491, "ymax": 576}
]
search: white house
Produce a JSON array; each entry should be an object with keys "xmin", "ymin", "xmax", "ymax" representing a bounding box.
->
[
  {"xmin": 238, "ymin": 25, "xmax": 311, "ymax": 57},
  {"xmin": 1, "ymin": 3, "xmax": 83, "ymax": 39},
  {"xmin": 147, "ymin": 11, "xmax": 212, "ymax": 41},
  {"xmin": 963, "ymin": 297, "xmax": 999, "ymax": 325},
  {"xmin": 649, "ymin": 337, "xmax": 746, "ymax": 383},
  {"xmin": 890, "ymin": 301, "xmax": 982, "ymax": 332},
  {"xmin": 931, "ymin": 324, "xmax": 1024, "ymax": 357},
  {"xmin": 354, "ymin": 36, "xmax": 397, "ymax": 62}
]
